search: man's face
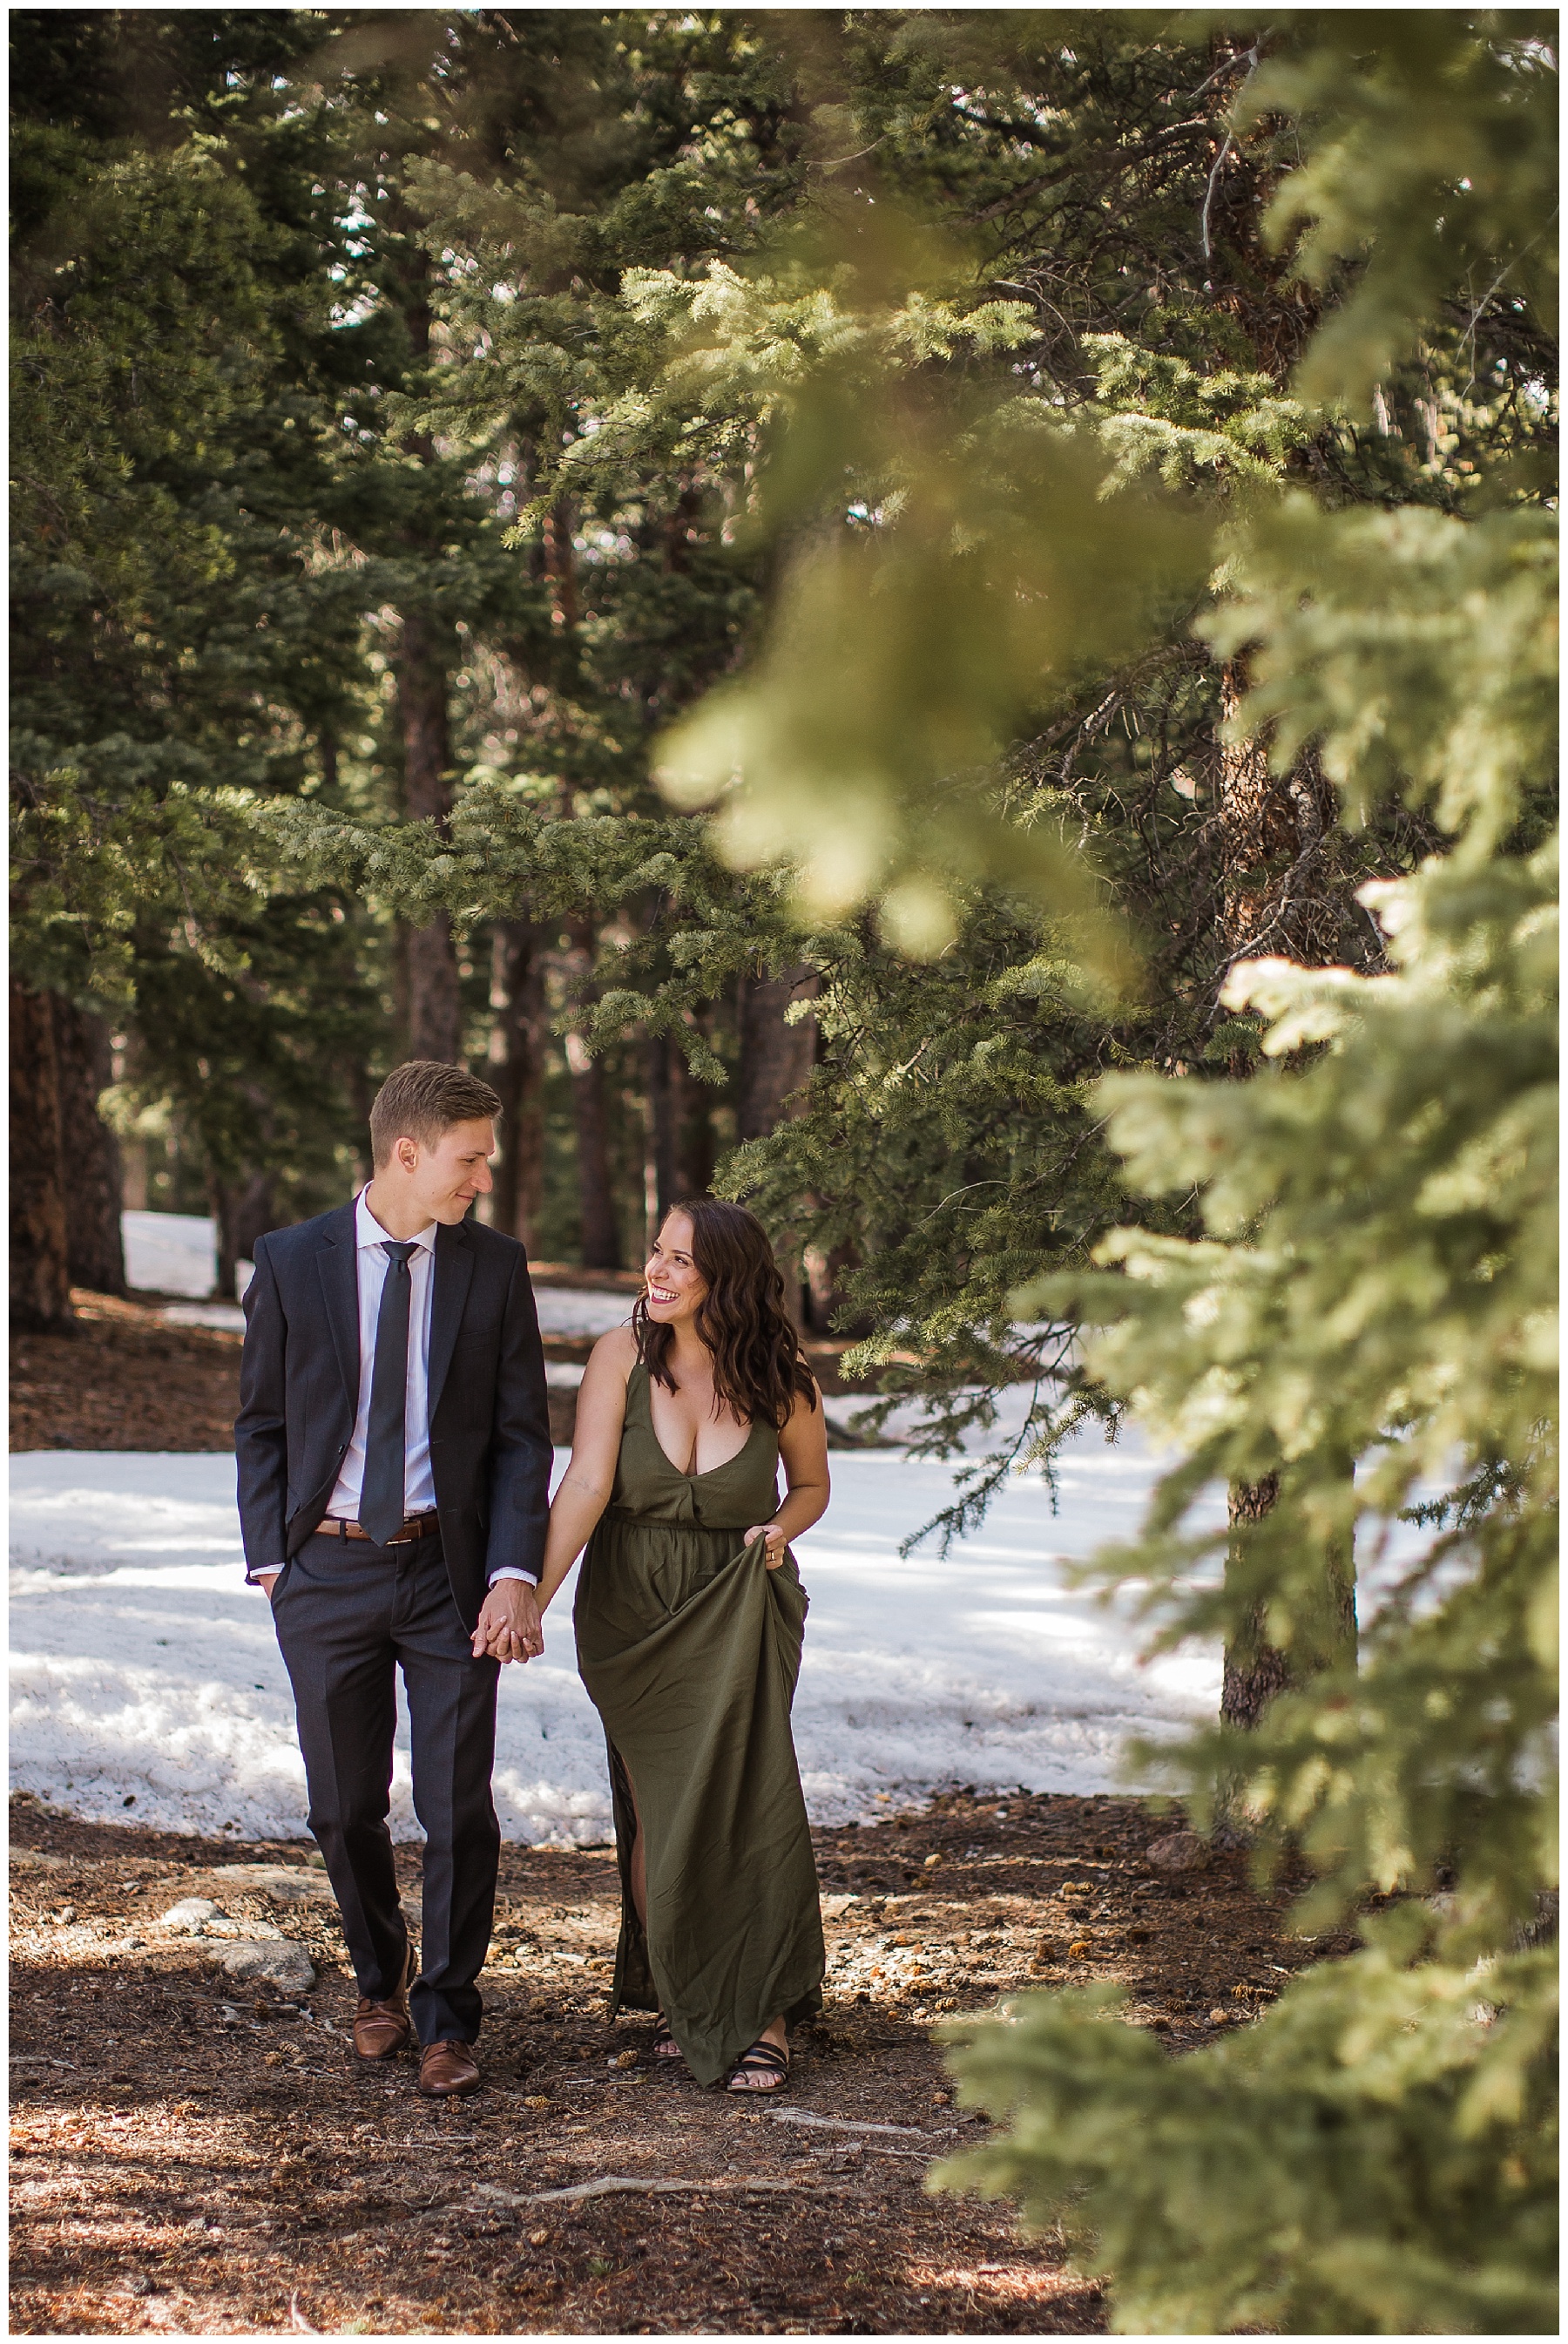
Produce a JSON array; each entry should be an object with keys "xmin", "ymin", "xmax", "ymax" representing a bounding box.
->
[{"xmin": 402, "ymin": 1119, "xmax": 497, "ymax": 1224}]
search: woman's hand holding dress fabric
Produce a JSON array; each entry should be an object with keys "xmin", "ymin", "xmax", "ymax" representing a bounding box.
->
[{"xmin": 745, "ymin": 1390, "xmax": 830, "ymax": 1568}]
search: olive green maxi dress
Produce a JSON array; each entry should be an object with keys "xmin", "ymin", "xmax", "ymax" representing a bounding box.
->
[{"xmin": 574, "ymin": 1364, "xmax": 825, "ymax": 2086}]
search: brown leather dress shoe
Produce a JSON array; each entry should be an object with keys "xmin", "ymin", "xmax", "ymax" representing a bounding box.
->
[
  {"xmin": 353, "ymin": 1945, "xmax": 415, "ymax": 2061},
  {"xmin": 418, "ymin": 2039, "xmax": 481, "ymax": 2097}
]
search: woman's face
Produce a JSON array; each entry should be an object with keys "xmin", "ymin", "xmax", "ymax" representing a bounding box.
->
[{"xmin": 644, "ymin": 1211, "xmax": 708, "ymax": 1329}]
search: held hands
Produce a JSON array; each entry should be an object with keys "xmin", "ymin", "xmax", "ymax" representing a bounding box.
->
[
  {"xmin": 471, "ymin": 1580, "xmax": 544, "ymax": 1664},
  {"xmin": 258, "ymin": 1568, "xmax": 542, "ymax": 1660},
  {"xmin": 746, "ymin": 1523, "xmax": 787, "ymax": 1569}
]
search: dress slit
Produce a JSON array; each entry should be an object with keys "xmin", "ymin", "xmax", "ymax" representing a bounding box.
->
[{"xmin": 605, "ymin": 1738, "xmax": 657, "ymax": 2014}]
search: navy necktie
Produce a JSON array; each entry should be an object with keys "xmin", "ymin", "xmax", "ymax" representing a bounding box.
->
[{"xmin": 359, "ymin": 1240, "xmax": 418, "ymax": 1546}]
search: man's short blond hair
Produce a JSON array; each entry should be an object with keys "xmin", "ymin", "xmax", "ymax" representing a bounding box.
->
[{"xmin": 368, "ymin": 1061, "xmax": 502, "ymax": 1169}]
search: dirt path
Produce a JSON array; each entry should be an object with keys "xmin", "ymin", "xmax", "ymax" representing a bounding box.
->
[
  {"xmin": 8, "ymin": 1788, "xmax": 1337, "ymax": 2335},
  {"xmin": 10, "ymin": 1294, "xmax": 245, "ymax": 1453}
]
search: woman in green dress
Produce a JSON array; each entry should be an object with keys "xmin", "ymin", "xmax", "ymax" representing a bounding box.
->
[{"xmin": 531, "ymin": 1196, "xmax": 830, "ymax": 2092}]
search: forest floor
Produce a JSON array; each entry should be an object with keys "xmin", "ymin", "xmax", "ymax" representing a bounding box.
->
[
  {"xmin": 10, "ymin": 1293, "xmax": 246, "ymax": 1453},
  {"xmin": 10, "ymin": 1289, "xmax": 1324, "ymax": 2332},
  {"xmin": 8, "ymin": 1788, "xmax": 1342, "ymax": 2337}
]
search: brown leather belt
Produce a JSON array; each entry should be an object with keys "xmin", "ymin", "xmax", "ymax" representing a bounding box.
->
[{"xmin": 316, "ymin": 1512, "xmax": 440, "ymax": 1547}]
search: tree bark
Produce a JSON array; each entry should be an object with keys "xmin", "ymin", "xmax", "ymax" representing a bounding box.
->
[
  {"xmin": 488, "ymin": 918, "xmax": 548, "ymax": 1250},
  {"xmin": 1220, "ymin": 1475, "xmax": 1292, "ymax": 1729},
  {"xmin": 562, "ymin": 918, "xmax": 621, "ymax": 1270},
  {"xmin": 645, "ymin": 1018, "xmax": 720, "ymax": 1238},
  {"xmin": 736, "ymin": 964, "xmax": 819, "ymax": 1142},
  {"xmin": 567, "ymin": 1035, "xmax": 620, "ymax": 1269},
  {"xmin": 736, "ymin": 963, "xmax": 853, "ymax": 1329},
  {"xmin": 10, "ymin": 979, "xmax": 72, "ymax": 1329},
  {"xmin": 405, "ymin": 916, "xmax": 463, "ymax": 1064},
  {"xmin": 120, "ymin": 1138, "xmax": 149, "ymax": 1210},
  {"xmin": 209, "ymin": 1172, "xmax": 277, "ymax": 1300},
  {"xmin": 51, "ymin": 995, "xmax": 125, "ymax": 1294},
  {"xmin": 1220, "ymin": 1472, "xmax": 1358, "ymax": 1729},
  {"xmin": 645, "ymin": 1032, "xmax": 688, "ymax": 1230},
  {"xmin": 545, "ymin": 497, "xmax": 579, "ymax": 629},
  {"xmin": 679, "ymin": 1017, "xmax": 718, "ymax": 1198},
  {"xmin": 398, "ymin": 607, "xmax": 463, "ymax": 1064}
]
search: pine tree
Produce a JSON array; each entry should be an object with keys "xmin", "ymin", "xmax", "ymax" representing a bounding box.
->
[
  {"xmin": 811, "ymin": 19, "xmax": 1555, "ymax": 2329},
  {"xmin": 10, "ymin": 9, "xmax": 394, "ymax": 1299}
]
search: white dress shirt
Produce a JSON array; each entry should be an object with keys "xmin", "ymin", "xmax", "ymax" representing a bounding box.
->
[{"xmin": 324, "ymin": 1190, "xmax": 536, "ymax": 1587}]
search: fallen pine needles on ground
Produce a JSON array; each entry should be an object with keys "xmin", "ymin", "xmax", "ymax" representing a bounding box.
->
[{"xmin": 8, "ymin": 1787, "xmax": 1337, "ymax": 2334}]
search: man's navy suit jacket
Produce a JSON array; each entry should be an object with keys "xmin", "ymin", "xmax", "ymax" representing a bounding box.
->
[{"xmin": 234, "ymin": 1198, "xmax": 552, "ymax": 1630}]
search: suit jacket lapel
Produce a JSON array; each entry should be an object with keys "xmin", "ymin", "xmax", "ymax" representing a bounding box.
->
[
  {"xmin": 428, "ymin": 1222, "xmax": 473, "ymax": 1424},
  {"xmin": 314, "ymin": 1200, "xmax": 361, "ymax": 1416}
]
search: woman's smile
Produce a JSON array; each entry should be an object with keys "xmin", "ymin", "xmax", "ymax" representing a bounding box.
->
[{"xmin": 644, "ymin": 1213, "xmax": 707, "ymax": 1319}]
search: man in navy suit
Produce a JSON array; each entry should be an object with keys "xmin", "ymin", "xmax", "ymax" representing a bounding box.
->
[{"xmin": 236, "ymin": 1061, "xmax": 552, "ymax": 2097}]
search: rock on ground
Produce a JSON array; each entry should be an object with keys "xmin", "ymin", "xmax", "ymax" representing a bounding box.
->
[{"xmin": 219, "ymin": 1940, "xmax": 315, "ymax": 1995}]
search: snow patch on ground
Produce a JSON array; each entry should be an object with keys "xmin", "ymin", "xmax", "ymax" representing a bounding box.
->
[
  {"xmin": 122, "ymin": 1209, "xmax": 219, "ymax": 1298},
  {"xmin": 10, "ymin": 1435, "xmax": 1224, "ymax": 1846},
  {"xmin": 532, "ymin": 1289, "xmax": 636, "ymax": 1339}
]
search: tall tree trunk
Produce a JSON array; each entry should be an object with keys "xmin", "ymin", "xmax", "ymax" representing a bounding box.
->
[
  {"xmin": 679, "ymin": 1014, "xmax": 719, "ymax": 1198},
  {"xmin": 562, "ymin": 918, "xmax": 621, "ymax": 1270},
  {"xmin": 406, "ymin": 917, "xmax": 463, "ymax": 1064},
  {"xmin": 488, "ymin": 918, "xmax": 547, "ymax": 1250},
  {"xmin": 645, "ymin": 1031, "xmax": 687, "ymax": 1231},
  {"xmin": 736, "ymin": 964, "xmax": 819, "ymax": 1141},
  {"xmin": 1220, "ymin": 1475, "xmax": 1293, "ymax": 1728},
  {"xmin": 642, "ymin": 1017, "xmax": 721, "ymax": 1251},
  {"xmin": 566, "ymin": 1035, "xmax": 620, "ymax": 1269},
  {"xmin": 345, "ymin": 1055, "xmax": 375, "ymax": 1195},
  {"xmin": 51, "ymin": 996, "xmax": 125, "ymax": 1294},
  {"xmin": 381, "ymin": 213, "xmax": 464, "ymax": 1069},
  {"xmin": 737, "ymin": 962, "xmax": 843, "ymax": 1330},
  {"xmin": 545, "ymin": 497, "xmax": 579, "ymax": 629},
  {"xmin": 398, "ymin": 607, "xmax": 463, "ymax": 1064},
  {"xmin": 1214, "ymin": 663, "xmax": 1354, "ymax": 1724},
  {"xmin": 1220, "ymin": 1473, "xmax": 1358, "ymax": 1727},
  {"xmin": 10, "ymin": 979, "xmax": 72, "ymax": 1329},
  {"xmin": 209, "ymin": 1172, "xmax": 277, "ymax": 1300},
  {"xmin": 121, "ymin": 1139, "xmax": 149, "ymax": 1210},
  {"xmin": 389, "ymin": 923, "xmax": 412, "ymax": 1066}
]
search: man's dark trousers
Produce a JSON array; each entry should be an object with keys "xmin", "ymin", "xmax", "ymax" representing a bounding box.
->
[{"xmin": 270, "ymin": 1526, "xmax": 500, "ymax": 2044}]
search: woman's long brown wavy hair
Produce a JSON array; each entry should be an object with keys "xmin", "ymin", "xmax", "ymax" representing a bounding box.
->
[{"xmin": 633, "ymin": 1196, "xmax": 818, "ymax": 1432}]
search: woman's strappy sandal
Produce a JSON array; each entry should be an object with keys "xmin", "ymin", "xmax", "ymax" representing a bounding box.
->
[
  {"xmin": 651, "ymin": 2014, "xmax": 685, "ymax": 2062},
  {"xmin": 725, "ymin": 2036, "xmax": 790, "ymax": 2094}
]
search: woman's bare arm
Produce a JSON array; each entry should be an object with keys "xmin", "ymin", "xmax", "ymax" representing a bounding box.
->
[
  {"xmin": 533, "ymin": 1327, "xmax": 636, "ymax": 1614},
  {"xmin": 747, "ymin": 1385, "xmax": 831, "ymax": 1566}
]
